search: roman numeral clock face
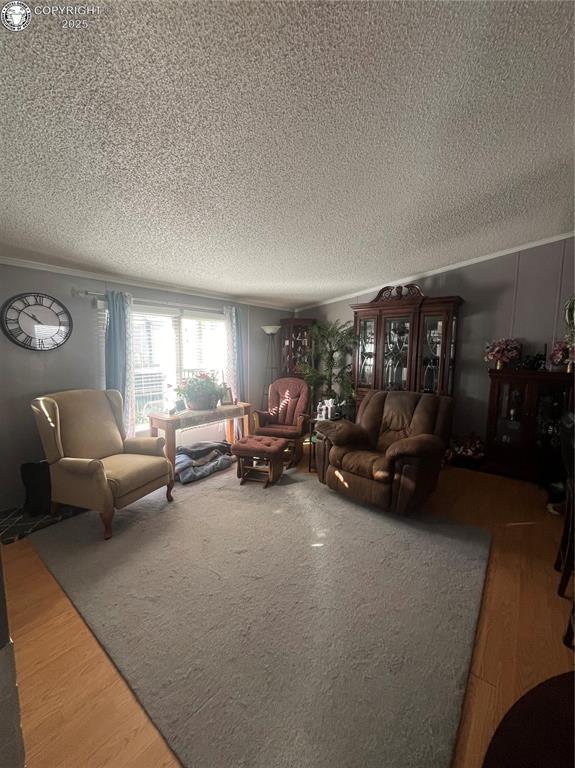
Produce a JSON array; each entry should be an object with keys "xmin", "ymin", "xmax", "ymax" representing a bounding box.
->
[{"xmin": 1, "ymin": 293, "xmax": 73, "ymax": 351}]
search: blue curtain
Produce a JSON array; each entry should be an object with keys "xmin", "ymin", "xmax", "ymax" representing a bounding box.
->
[{"xmin": 105, "ymin": 290, "xmax": 130, "ymax": 400}]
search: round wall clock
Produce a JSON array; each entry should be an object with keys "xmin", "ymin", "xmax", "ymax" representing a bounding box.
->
[{"xmin": 0, "ymin": 293, "xmax": 73, "ymax": 351}]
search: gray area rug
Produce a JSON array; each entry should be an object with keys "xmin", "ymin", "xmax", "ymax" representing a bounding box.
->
[{"xmin": 31, "ymin": 468, "xmax": 490, "ymax": 768}]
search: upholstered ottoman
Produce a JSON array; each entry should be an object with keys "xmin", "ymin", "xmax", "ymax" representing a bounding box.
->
[{"xmin": 232, "ymin": 436, "xmax": 288, "ymax": 488}]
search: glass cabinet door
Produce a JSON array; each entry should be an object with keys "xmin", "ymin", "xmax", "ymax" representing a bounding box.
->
[
  {"xmin": 447, "ymin": 316, "xmax": 457, "ymax": 395},
  {"xmin": 292, "ymin": 325, "xmax": 313, "ymax": 370},
  {"xmin": 533, "ymin": 381, "xmax": 570, "ymax": 452},
  {"xmin": 419, "ymin": 315, "xmax": 444, "ymax": 393},
  {"xmin": 382, "ymin": 316, "xmax": 410, "ymax": 390},
  {"xmin": 494, "ymin": 381, "xmax": 525, "ymax": 446},
  {"xmin": 280, "ymin": 326, "xmax": 290, "ymax": 374},
  {"xmin": 357, "ymin": 317, "xmax": 376, "ymax": 388}
]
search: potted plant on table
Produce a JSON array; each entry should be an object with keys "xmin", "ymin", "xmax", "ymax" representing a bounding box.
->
[{"xmin": 176, "ymin": 372, "xmax": 226, "ymax": 411}]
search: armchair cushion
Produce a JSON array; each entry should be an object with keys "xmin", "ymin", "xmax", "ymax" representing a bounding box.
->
[
  {"xmin": 101, "ymin": 454, "xmax": 171, "ymax": 497},
  {"xmin": 316, "ymin": 419, "xmax": 371, "ymax": 447},
  {"xmin": 266, "ymin": 377, "xmax": 310, "ymax": 426},
  {"xmin": 33, "ymin": 390, "xmax": 125, "ymax": 460},
  {"xmin": 123, "ymin": 436, "xmax": 166, "ymax": 457},
  {"xmin": 385, "ymin": 434, "xmax": 445, "ymax": 462},
  {"xmin": 341, "ymin": 450, "xmax": 384, "ymax": 480},
  {"xmin": 328, "ymin": 447, "xmax": 394, "ymax": 484}
]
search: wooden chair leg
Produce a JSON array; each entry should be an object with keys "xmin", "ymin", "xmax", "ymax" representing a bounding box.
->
[
  {"xmin": 100, "ymin": 508, "xmax": 115, "ymax": 540},
  {"xmin": 166, "ymin": 481, "xmax": 174, "ymax": 502}
]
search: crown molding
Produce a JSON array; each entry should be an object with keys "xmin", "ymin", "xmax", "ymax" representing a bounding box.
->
[
  {"xmin": 0, "ymin": 253, "xmax": 290, "ymax": 312},
  {"xmin": 294, "ymin": 232, "xmax": 574, "ymax": 313}
]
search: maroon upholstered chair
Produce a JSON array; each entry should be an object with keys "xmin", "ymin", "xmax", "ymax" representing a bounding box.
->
[{"xmin": 252, "ymin": 377, "xmax": 311, "ymax": 464}]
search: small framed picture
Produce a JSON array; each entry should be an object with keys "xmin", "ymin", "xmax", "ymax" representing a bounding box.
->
[{"xmin": 220, "ymin": 387, "xmax": 234, "ymax": 405}]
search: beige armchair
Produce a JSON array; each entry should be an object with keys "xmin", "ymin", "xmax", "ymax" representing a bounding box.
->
[{"xmin": 31, "ymin": 389, "xmax": 174, "ymax": 539}]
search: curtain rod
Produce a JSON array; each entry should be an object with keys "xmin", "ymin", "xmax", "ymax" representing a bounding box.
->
[{"xmin": 73, "ymin": 289, "xmax": 224, "ymax": 314}]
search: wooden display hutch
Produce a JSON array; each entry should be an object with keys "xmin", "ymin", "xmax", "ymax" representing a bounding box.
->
[
  {"xmin": 485, "ymin": 369, "xmax": 574, "ymax": 481},
  {"xmin": 279, "ymin": 318, "xmax": 315, "ymax": 376},
  {"xmin": 351, "ymin": 284, "xmax": 462, "ymax": 406}
]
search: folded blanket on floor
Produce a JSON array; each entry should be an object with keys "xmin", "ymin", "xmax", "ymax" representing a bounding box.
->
[
  {"xmin": 187, "ymin": 449, "xmax": 222, "ymax": 467},
  {"xmin": 175, "ymin": 441, "xmax": 232, "ymax": 460},
  {"xmin": 176, "ymin": 452, "xmax": 233, "ymax": 484}
]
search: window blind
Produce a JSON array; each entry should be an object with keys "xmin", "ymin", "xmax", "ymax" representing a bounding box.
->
[
  {"xmin": 130, "ymin": 310, "xmax": 226, "ymax": 428},
  {"xmin": 132, "ymin": 311, "xmax": 177, "ymax": 428}
]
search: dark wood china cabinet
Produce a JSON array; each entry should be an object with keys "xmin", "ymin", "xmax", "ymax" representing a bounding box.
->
[
  {"xmin": 351, "ymin": 285, "xmax": 462, "ymax": 405},
  {"xmin": 279, "ymin": 318, "xmax": 315, "ymax": 376},
  {"xmin": 485, "ymin": 369, "xmax": 574, "ymax": 481}
]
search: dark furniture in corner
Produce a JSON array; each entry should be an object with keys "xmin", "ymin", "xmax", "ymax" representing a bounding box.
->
[
  {"xmin": 555, "ymin": 412, "xmax": 574, "ymax": 609},
  {"xmin": 485, "ymin": 369, "xmax": 574, "ymax": 481},
  {"xmin": 279, "ymin": 318, "xmax": 315, "ymax": 376},
  {"xmin": 351, "ymin": 284, "xmax": 462, "ymax": 411},
  {"xmin": 482, "ymin": 672, "xmax": 574, "ymax": 768},
  {"xmin": 316, "ymin": 390, "xmax": 452, "ymax": 515}
]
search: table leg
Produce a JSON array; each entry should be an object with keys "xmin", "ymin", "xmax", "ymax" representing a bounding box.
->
[
  {"xmin": 165, "ymin": 424, "xmax": 177, "ymax": 469},
  {"xmin": 226, "ymin": 418, "xmax": 235, "ymax": 444},
  {"xmin": 243, "ymin": 413, "xmax": 251, "ymax": 436}
]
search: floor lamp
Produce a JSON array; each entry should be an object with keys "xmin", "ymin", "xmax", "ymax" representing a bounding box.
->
[{"xmin": 261, "ymin": 325, "xmax": 280, "ymax": 409}]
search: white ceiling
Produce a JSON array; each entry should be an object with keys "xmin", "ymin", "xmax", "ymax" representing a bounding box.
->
[{"xmin": 1, "ymin": 1, "xmax": 573, "ymax": 309}]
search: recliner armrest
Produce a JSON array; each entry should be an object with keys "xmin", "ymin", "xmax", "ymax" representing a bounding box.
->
[
  {"xmin": 316, "ymin": 419, "xmax": 370, "ymax": 446},
  {"xmin": 296, "ymin": 413, "xmax": 310, "ymax": 435},
  {"xmin": 124, "ymin": 437, "xmax": 166, "ymax": 457},
  {"xmin": 252, "ymin": 410, "xmax": 271, "ymax": 430},
  {"xmin": 386, "ymin": 434, "xmax": 444, "ymax": 461},
  {"xmin": 58, "ymin": 457, "xmax": 104, "ymax": 476}
]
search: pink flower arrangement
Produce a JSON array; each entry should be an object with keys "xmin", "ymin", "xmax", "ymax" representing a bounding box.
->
[
  {"xmin": 484, "ymin": 338, "xmax": 521, "ymax": 364},
  {"xmin": 549, "ymin": 340, "xmax": 574, "ymax": 366}
]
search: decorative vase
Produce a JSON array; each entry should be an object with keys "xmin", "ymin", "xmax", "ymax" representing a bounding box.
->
[
  {"xmin": 568, "ymin": 360, "xmax": 574, "ymax": 374},
  {"xmin": 496, "ymin": 360, "xmax": 504, "ymax": 370},
  {"xmin": 187, "ymin": 396, "xmax": 216, "ymax": 411}
]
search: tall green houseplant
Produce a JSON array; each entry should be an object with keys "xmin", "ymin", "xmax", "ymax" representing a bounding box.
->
[{"xmin": 297, "ymin": 320, "xmax": 357, "ymax": 415}]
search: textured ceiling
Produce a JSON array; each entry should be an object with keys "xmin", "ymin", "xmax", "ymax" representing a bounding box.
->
[{"xmin": 0, "ymin": 1, "xmax": 573, "ymax": 309}]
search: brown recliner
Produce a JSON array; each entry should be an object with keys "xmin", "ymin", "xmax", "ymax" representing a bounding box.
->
[
  {"xmin": 252, "ymin": 377, "xmax": 311, "ymax": 464},
  {"xmin": 316, "ymin": 390, "xmax": 452, "ymax": 514}
]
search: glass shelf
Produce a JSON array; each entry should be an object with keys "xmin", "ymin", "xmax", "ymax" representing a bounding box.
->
[{"xmin": 383, "ymin": 317, "xmax": 410, "ymax": 390}]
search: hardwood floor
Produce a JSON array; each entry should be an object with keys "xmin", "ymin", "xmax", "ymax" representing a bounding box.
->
[{"xmin": 2, "ymin": 465, "xmax": 573, "ymax": 768}]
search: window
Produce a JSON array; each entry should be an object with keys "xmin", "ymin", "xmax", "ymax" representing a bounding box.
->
[
  {"xmin": 131, "ymin": 308, "xmax": 226, "ymax": 429},
  {"xmin": 132, "ymin": 311, "xmax": 177, "ymax": 428},
  {"xmin": 182, "ymin": 316, "xmax": 226, "ymax": 377}
]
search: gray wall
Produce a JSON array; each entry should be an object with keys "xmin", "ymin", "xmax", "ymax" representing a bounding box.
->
[
  {"xmin": 0, "ymin": 260, "xmax": 289, "ymax": 509},
  {"xmin": 302, "ymin": 237, "xmax": 574, "ymax": 440}
]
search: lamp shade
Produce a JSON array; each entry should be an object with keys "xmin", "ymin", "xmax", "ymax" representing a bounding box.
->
[{"xmin": 261, "ymin": 325, "xmax": 281, "ymax": 335}]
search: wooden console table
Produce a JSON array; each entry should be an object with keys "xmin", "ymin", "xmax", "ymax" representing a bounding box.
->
[{"xmin": 149, "ymin": 403, "xmax": 252, "ymax": 468}]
